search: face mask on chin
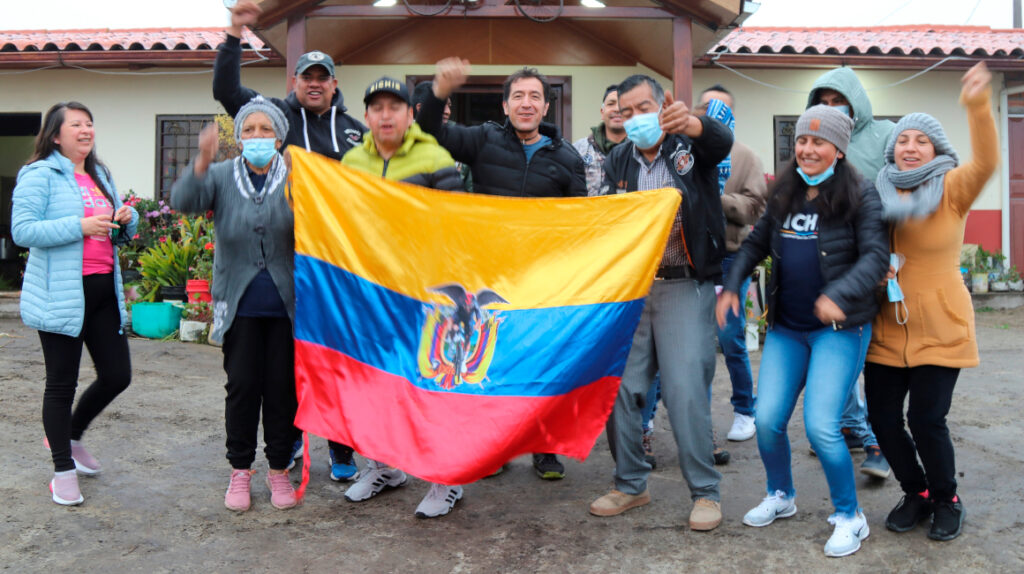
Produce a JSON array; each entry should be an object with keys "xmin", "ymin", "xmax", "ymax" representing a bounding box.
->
[
  {"xmin": 796, "ymin": 155, "xmax": 839, "ymax": 187},
  {"xmin": 241, "ymin": 138, "xmax": 278, "ymax": 168},
  {"xmin": 623, "ymin": 107, "xmax": 663, "ymax": 150}
]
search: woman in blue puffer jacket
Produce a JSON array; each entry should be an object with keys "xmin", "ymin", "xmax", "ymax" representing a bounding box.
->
[{"xmin": 12, "ymin": 101, "xmax": 138, "ymax": 507}]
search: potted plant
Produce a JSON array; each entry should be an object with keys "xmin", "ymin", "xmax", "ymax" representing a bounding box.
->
[
  {"xmin": 186, "ymin": 238, "xmax": 214, "ymax": 303},
  {"xmin": 991, "ymin": 268, "xmax": 1009, "ymax": 292},
  {"xmin": 1008, "ymin": 266, "xmax": 1024, "ymax": 292},
  {"xmin": 970, "ymin": 247, "xmax": 991, "ymax": 294},
  {"xmin": 180, "ymin": 301, "xmax": 213, "ymax": 343},
  {"xmin": 137, "ymin": 215, "xmax": 212, "ymax": 302}
]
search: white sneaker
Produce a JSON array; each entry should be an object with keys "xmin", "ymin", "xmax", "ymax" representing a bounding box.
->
[
  {"xmin": 414, "ymin": 483, "xmax": 463, "ymax": 518},
  {"xmin": 824, "ymin": 511, "xmax": 870, "ymax": 557},
  {"xmin": 727, "ymin": 413, "xmax": 756, "ymax": 441},
  {"xmin": 343, "ymin": 460, "xmax": 407, "ymax": 502},
  {"xmin": 742, "ymin": 490, "xmax": 797, "ymax": 527}
]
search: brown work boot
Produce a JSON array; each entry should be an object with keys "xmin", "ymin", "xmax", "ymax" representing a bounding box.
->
[
  {"xmin": 689, "ymin": 498, "xmax": 723, "ymax": 531},
  {"xmin": 589, "ymin": 489, "xmax": 651, "ymax": 517}
]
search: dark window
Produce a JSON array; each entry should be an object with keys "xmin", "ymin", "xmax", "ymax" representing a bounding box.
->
[
  {"xmin": 155, "ymin": 115, "xmax": 213, "ymax": 201},
  {"xmin": 774, "ymin": 113, "xmax": 901, "ymax": 174}
]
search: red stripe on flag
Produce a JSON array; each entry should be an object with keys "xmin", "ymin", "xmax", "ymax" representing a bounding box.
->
[{"xmin": 293, "ymin": 339, "xmax": 620, "ymax": 485}]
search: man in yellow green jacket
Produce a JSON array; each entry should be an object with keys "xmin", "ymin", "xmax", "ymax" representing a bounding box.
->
[
  {"xmin": 340, "ymin": 76, "xmax": 465, "ymax": 520},
  {"xmin": 342, "ymin": 76, "xmax": 463, "ymax": 192}
]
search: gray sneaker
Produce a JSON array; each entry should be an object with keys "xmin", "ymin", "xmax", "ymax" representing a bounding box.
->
[
  {"xmin": 344, "ymin": 461, "xmax": 407, "ymax": 502},
  {"xmin": 414, "ymin": 483, "xmax": 463, "ymax": 518},
  {"xmin": 860, "ymin": 445, "xmax": 891, "ymax": 479}
]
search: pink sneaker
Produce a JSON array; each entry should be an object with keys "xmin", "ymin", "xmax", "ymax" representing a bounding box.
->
[
  {"xmin": 265, "ymin": 471, "xmax": 297, "ymax": 510},
  {"xmin": 43, "ymin": 437, "xmax": 102, "ymax": 475},
  {"xmin": 50, "ymin": 470, "xmax": 84, "ymax": 506},
  {"xmin": 224, "ymin": 469, "xmax": 253, "ymax": 512}
]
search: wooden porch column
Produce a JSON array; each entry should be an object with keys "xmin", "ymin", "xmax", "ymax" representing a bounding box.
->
[
  {"xmin": 672, "ymin": 16, "xmax": 693, "ymax": 108},
  {"xmin": 285, "ymin": 13, "xmax": 307, "ymax": 92}
]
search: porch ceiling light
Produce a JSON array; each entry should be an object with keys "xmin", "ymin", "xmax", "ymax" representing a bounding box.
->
[
  {"xmin": 373, "ymin": 0, "xmax": 398, "ymax": 6},
  {"xmin": 581, "ymin": 0, "xmax": 606, "ymax": 7}
]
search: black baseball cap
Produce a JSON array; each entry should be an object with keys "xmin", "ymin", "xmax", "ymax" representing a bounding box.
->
[{"xmin": 364, "ymin": 76, "xmax": 410, "ymax": 105}]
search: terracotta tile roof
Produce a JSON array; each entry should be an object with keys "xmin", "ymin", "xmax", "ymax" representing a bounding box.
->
[
  {"xmin": 0, "ymin": 27, "xmax": 266, "ymax": 52},
  {"xmin": 714, "ymin": 26, "xmax": 1024, "ymax": 58}
]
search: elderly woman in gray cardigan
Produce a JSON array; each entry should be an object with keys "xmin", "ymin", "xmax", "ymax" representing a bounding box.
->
[{"xmin": 171, "ymin": 97, "xmax": 298, "ymax": 512}]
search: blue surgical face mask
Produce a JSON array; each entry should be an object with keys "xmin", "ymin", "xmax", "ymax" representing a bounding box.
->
[
  {"xmin": 887, "ymin": 253, "xmax": 909, "ymax": 324},
  {"xmin": 241, "ymin": 138, "xmax": 278, "ymax": 168},
  {"xmin": 796, "ymin": 156, "xmax": 839, "ymax": 187},
  {"xmin": 833, "ymin": 104, "xmax": 851, "ymax": 118},
  {"xmin": 623, "ymin": 107, "xmax": 663, "ymax": 150}
]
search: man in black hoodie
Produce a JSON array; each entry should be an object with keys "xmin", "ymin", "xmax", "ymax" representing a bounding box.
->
[
  {"xmin": 213, "ymin": 0, "xmax": 365, "ymax": 161},
  {"xmin": 213, "ymin": 0, "xmax": 365, "ymax": 483}
]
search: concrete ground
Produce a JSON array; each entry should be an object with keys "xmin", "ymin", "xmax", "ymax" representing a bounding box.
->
[{"xmin": 0, "ymin": 307, "xmax": 1022, "ymax": 573}]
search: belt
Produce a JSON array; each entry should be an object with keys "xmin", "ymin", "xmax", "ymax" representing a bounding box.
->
[{"xmin": 655, "ymin": 265, "xmax": 695, "ymax": 280}]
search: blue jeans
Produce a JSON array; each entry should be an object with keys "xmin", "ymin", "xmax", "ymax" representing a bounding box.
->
[
  {"xmin": 755, "ymin": 323, "xmax": 870, "ymax": 517},
  {"xmin": 718, "ymin": 254, "xmax": 755, "ymax": 416},
  {"xmin": 838, "ymin": 329, "xmax": 879, "ymax": 448}
]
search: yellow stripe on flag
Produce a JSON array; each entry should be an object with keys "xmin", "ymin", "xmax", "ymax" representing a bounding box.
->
[{"xmin": 289, "ymin": 147, "xmax": 680, "ymax": 308}]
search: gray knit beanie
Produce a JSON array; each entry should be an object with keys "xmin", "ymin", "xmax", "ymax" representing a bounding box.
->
[
  {"xmin": 795, "ymin": 104, "xmax": 854, "ymax": 154},
  {"xmin": 234, "ymin": 96, "xmax": 289, "ymax": 143},
  {"xmin": 885, "ymin": 112, "xmax": 959, "ymax": 164}
]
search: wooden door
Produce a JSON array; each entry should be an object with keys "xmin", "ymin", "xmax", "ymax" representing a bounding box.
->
[{"xmin": 1010, "ymin": 116, "xmax": 1024, "ymax": 267}]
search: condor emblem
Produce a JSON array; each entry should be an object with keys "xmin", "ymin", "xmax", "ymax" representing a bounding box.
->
[{"xmin": 417, "ymin": 284, "xmax": 507, "ymax": 390}]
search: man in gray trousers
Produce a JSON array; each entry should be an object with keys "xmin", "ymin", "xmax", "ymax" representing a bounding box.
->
[{"xmin": 589, "ymin": 75, "xmax": 732, "ymax": 531}]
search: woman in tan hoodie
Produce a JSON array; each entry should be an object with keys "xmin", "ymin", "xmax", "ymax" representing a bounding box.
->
[{"xmin": 865, "ymin": 62, "xmax": 997, "ymax": 543}]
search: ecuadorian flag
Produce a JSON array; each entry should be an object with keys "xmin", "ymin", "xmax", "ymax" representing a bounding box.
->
[{"xmin": 289, "ymin": 147, "xmax": 680, "ymax": 485}]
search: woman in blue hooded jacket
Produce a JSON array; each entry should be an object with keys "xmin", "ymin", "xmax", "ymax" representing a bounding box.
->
[{"xmin": 12, "ymin": 101, "xmax": 138, "ymax": 506}]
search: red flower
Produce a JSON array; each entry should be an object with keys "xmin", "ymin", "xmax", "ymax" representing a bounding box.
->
[
  {"xmin": 159, "ymin": 236, "xmax": 167, "ymax": 243},
  {"xmin": 204, "ymin": 242, "xmax": 214, "ymax": 251}
]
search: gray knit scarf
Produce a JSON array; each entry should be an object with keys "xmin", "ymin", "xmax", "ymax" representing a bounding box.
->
[{"xmin": 875, "ymin": 155, "xmax": 958, "ymax": 222}]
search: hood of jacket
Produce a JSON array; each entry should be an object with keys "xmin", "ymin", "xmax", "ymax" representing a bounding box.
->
[
  {"xmin": 807, "ymin": 67, "xmax": 875, "ymax": 135},
  {"xmin": 807, "ymin": 67, "xmax": 895, "ymax": 181}
]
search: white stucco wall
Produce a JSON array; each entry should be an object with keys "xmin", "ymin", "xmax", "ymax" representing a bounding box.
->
[
  {"xmin": 0, "ymin": 64, "xmax": 1004, "ymax": 211},
  {"xmin": 0, "ymin": 66, "xmax": 283, "ymax": 198}
]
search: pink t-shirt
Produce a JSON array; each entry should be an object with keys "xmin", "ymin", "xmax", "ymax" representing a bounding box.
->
[{"xmin": 76, "ymin": 173, "xmax": 115, "ymax": 275}]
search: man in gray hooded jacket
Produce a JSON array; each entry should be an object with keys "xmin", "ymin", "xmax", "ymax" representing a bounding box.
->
[{"xmin": 807, "ymin": 66, "xmax": 894, "ymax": 480}]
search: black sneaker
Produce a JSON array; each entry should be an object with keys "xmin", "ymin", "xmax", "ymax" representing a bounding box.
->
[
  {"xmin": 713, "ymin": 431, "xmax": 730, "ymax": 465},
  {"xmin": 532, "ymin": 453, "xmax": 565, "ymax": 480},
  {"xmin": 841, "ymin": 428, "xmax": 865, "ymax": 452},
  {"xmin": 929, "ymin": 496, "xmax": 965, "ymax": 541},
  {"xmin": 886, "ymin": 492, "xmax": 932, "ymax": 532}
]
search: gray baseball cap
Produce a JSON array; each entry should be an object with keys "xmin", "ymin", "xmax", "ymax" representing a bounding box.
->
[{"xmin": 294, "ymin": 51, "xmax": 335, "ymax": 77}]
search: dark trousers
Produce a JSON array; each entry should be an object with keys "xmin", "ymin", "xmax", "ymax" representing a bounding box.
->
[
  {"xmin": 39, "ymin": 273, "xmax": 132, "ymax": 472},
  {"xmin": 864, "ymin": 362, "xmax": 960, "ymax": 502},
  {"xmin": 222, "ymin": 316, "xmax": 299, "ymax": 470}
]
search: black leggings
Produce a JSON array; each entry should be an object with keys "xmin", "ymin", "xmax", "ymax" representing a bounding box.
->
[
  {"xmin": 39, "ymin": 273, "xmax": 132, "ymax": 472},
  {"xmin": 864, "ymin": 362, "xmax": 959, "ymax": 502},
  {"xmin": 222, "ymin": 316, "xmax": 300, "ymax": 470}
]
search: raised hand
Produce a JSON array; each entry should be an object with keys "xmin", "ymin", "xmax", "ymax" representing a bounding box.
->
[
  {"xmin": 194, "ymin": 123, "xmax": 220, "ymax": 177},
  {"xmin": 960, "ymin": 61, "xmax": 991, "ymax": 103},
  {"xmin": 433, "ymin": 57, "xmax": 471, "ymax": 100},
  {"xmin": 228, "ymin": 0, "xmax": 262, "ymax": 37},
  {"xmin": 660, "ymin": 92, "xmax": 702, "ymax": 137}
]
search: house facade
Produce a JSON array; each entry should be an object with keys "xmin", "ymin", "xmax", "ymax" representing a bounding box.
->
[{"xmin": 1, "ymin": 17, "xmax": 1022, "ymax": 264}]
